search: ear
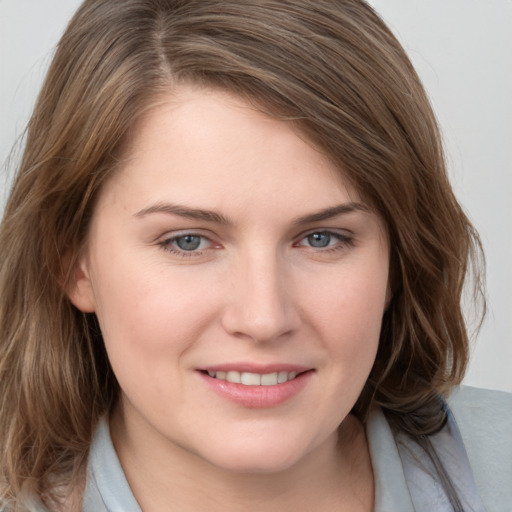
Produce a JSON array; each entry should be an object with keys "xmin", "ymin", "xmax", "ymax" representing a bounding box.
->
[{"xmin": 65, "ymin": 252, "xmax": 96, "ymax": 313}]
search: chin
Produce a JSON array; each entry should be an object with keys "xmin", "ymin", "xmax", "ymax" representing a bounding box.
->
[{"xmin": 195, "ymin": 436, "xmax": 314, "ymax": 475}]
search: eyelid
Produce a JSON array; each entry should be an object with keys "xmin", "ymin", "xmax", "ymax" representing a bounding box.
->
[
  {"xmin": 294, "ymin": 228, "xmax": 353, "ymax": 243},
  {"xmin": 155, "ymin": 227, "xmax": 354, "ymax": 258},
  {"xmin": 157, "ymin": 229, "xmax": 221, "ymax": 257},
  {"xmin": 293, "ymin": 229, "xmax": 355, "ymax": 254},
  {"xmin": 156, "ymin": 228, "xmax": 216, "ymax": 243}
]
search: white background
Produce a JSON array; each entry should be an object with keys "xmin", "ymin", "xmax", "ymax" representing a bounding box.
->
[{"xmin": 1, "ymin": 1, "xmax": 511, "ymax": 392}]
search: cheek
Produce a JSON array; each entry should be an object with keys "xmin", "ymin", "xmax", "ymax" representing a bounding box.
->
[
  {"xmin": 90, "ymin": 255, "xmax": 218, "ymax": 380},
  {"xmin": 302, "ymin": 258, "xmax": 388, "ymax": 368},
  {"xmin": 92, "ymin": 267, "xmax": 219, "ymax": 414},
  {"xmin": 307, "ymin": 263, "xmax": 388, "ymax": 331}
]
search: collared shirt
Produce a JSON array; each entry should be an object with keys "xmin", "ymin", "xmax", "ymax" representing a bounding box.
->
[{"xmin": 82, "ymin": 386, "xmax": 512, "ymax": 511}]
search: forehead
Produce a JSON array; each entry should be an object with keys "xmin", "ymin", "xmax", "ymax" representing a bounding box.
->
[{"xmin": 115, "ymin": 87, "xmax": 357, "ymax": 196}]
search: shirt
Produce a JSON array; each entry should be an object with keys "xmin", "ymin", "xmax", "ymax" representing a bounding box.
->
[{"xmin": 82, "ymin": 386, "xmax": 512, "ymax": 511}]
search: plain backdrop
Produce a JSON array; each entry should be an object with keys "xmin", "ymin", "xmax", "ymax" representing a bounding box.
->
[{"xmin": 1, "ymin": 1, "xmax": 511, "ymax": 392}]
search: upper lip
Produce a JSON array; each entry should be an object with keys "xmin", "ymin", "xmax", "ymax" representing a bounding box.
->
[{"xmin": 198, "ymin": 363, "xmax": 313, "ymax": 374}]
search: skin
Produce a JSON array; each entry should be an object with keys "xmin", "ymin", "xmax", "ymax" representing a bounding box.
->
[{"xmin": 69, "ymin": 86, "xmax": 389, "ymax": 511}]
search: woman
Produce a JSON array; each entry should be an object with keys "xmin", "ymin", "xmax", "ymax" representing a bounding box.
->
[{"xmin": 0, "ymin": 1, "xmax": 510, "ymax": 511}]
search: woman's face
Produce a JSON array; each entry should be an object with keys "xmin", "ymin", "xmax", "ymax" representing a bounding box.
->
[{"xmin": 70, "ymin": 87, "xmax": 389, "ymax": 473}]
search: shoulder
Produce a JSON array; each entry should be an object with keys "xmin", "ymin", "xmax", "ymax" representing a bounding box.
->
[
  {"xmin": 448, "ymin": 383, "xmax": 512, "ymax": 411},
  {"xmin": 447, "ymin": 385, "xmax": 512, "ymax": 505},
  {"xmin": 448, "ymin": 385, "xmax": 512, "ymax": 441}
]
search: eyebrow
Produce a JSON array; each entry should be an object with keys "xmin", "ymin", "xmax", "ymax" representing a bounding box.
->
[
  {"xmin": 134, "ymin": 201, "xmax": 369, "ymax": 225},
  {"xmin": 292, "ymin": 202, "xmax": 369, "ymax": 225},
  {"xmin": 134, "ymin": 202, "xmax": 231, "ymax": 225}
]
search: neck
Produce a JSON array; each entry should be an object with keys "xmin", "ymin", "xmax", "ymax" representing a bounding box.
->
[{"xmin": 110, "ymin": 405, "xmax": 374, "ymax": 512}]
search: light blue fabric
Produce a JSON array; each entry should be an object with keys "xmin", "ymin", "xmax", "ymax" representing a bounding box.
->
[
  {"xmin": 82, "ymin": 420, "xmax": 142, "ymax": 512},
  {"xmin": 393, "ymin": 399, "xmax": 487, "ymax": 511},
  {"xmin": 82, "ymin": 386, "xmax": 512, "ymax": 511},
  {"xmin": 448, "ymin": 386, "xmax": 512, "ymax": 509},
  {"xmin": 366, "ymin": 406, "xmax": 415, "ymax": 511}
]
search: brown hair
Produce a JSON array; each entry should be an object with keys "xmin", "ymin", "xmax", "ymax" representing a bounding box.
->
[{"xmin": 0, "ymin": 0, "xmax": 484, "ymax": 508}]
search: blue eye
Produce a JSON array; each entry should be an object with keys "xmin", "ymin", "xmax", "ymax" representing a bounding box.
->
[
  {"xmin": 175, "ymin": 235, "xmax": 202, "ymax": 251},
  {"xmin": 306, "ymin": 232, "xmax": 332, "ymax": 248},
  {"xmin": 159, "ymin": 233, "xmax": 212, "ymax": 256},
  {"xmin": 296, "ymin": 230, "xmax": 353, "ymax": 252}
]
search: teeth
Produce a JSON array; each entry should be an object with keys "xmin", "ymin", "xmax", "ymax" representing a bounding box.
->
[
  {"xmin": 261, "ymin": 372, "xmax": 278, "ymax": 385},
  {"xmin": 278, "ymin": 370, "xmax": 288, "ymax": 383},
  {"xmin": 241, "ymin": 372, "xmax": 261, "ymax": 385},
  {"xmin": 207, "ymin": 370, "xmax": 300, "ymax": 386},
  {"xmin": 226, "ymin": 371, "xmax": 241, "ymax": 384}
]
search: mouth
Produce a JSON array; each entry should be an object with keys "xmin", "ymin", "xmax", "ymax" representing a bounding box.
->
[
  {"xmin": 201, "ymin": 369, "xmax": 303, "ymax": 386},
  {"xmin": 197, "ymin": 366, "xmax": 314, "ymax": 408}
]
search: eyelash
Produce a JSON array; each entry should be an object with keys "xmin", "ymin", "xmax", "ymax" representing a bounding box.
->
[
  {"xmin": 294, "ymin": 230, "xmax": 354, "ymax": 253},
  {"xmin": 158, "ymin": 230, "xmax": 354, "ymax": 258},
  {"xmin": 158, "ymin": 232, "xmax": 214, "ymax": 258}
]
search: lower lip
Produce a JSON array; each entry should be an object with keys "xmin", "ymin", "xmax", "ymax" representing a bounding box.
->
[{"xmin": 198, "ymin": 371, "xmax": 313, "ymax": 408}]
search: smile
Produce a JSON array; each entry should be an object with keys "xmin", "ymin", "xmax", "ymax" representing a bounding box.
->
[
  {"xmin": 206, "ymin": 370, "xmax": 298, "ymax": 386},
  {"xmin": 199, "ymin": 367, "xmax": 313, "ymax": 408}
]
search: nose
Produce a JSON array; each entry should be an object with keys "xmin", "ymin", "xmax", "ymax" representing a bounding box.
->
[{"xmin": 220, "ymin": 249, "xmax": 300, "ymax": 344}]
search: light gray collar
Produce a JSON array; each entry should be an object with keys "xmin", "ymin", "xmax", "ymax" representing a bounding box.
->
[
  {"xmin": 82, "ymin": 418, "xmax": 142, "ymax": 512},
  {"xmin": 84, "ymin": 403, "xmax": 485, "ymax": 512}
]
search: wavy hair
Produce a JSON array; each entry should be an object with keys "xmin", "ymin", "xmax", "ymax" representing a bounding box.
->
[{"xmin": 0, "ymin": 0, "xmax": 484, "ymax": 508}]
